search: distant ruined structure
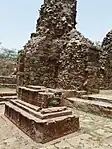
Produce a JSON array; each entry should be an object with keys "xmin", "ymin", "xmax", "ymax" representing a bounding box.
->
[
  {"xmin": 17, "ymin": 0, "xmax": 99, "ymax": 93},
  {"xmin": 0, "ymin": 59, "xmax": 17, "ymax": 89},
  {"xmin": 100, "ymin": 30, "xmax": 112, "ymax": 89}
]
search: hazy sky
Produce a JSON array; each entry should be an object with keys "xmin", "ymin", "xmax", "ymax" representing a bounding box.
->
[{"xmin": 0, "ymin": 0, "xmax": 112, "ymax": 49}]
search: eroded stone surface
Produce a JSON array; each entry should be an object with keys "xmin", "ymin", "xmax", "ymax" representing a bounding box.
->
[
  {"xmin": 4, "ymin": 102, "xmax": 79, "ymax": 143},
  {"xmin": 0, "ymin": 106, "xmax": 112, "ymax": 149},
  {"xmin": 17, "ymin": 0, "xmax": 99, "ymax": 93},
  {"xmin": 0, "ymin": 59, "xmax": 16, "ymax": 76},
  {"xmin": 18, "ymin": 86, "xmax": 54, "ymax": 107},
  {"xmin": 67, "ymin": 97, "xmax": 112, "ymax": 118},
  {"xmin": 0, "ymin": 88, "xmax": 17, "ymax": 102},
  {"xmin": 100, "ymin": 30, "xmax": 112, "ymax": 90},
  {"xmin": 0, "ymin": 76, "xmax": 16, "ymax": 89}
]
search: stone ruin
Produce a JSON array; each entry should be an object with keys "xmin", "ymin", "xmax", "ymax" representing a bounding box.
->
[
  {"xmin": 0, "ymin": 59, "xmax": 16, "ymax": 76},
  {"xmin": 5, "ymin": 0, "xmax": 82, "ymax": 143},
  {"xmin": 17, "ymin": 0, "xmax": 99, "ymax": 94},
  {"xmin": 100, "ymin": 30, "xmax": 112, "ymax": 89},
  {"xmin": 4, "ymin": 0, "xmax": 112, "ymax": 144},
  {"xmin": 0, "ymin": 59, "xmax": 17, "ymax": 89},
  {"xmin": 5, "ymin": 86, "xmax": 79, "ymax": 143},
  {"xmin": 0, "ymin": 76, "xmax": 16, "ymax": 89}
]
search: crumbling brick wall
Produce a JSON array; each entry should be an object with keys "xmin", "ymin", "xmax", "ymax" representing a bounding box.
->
[
  {"xmin": 100, "ymin": 30, "xmax": 112, "ymax": 89},
  {"xmin": 0, "ymin": 76, "xmax": 16, "ymax": 85},
  {"xmin": 57, "ymin": 30, "xmax": 99, "ymax": 93},
  {"xmin": 0, "ymin": 59, "xmax": 16, "ymax": 76},
  {"xmin": 17, "ymin": 0, "xmax": 99, "ymax": 93}
]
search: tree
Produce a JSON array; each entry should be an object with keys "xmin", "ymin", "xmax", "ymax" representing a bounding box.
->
[
  {"xmin": 94, "ymin": 41, "xmax": 101, "ymax": 50},
  {"xmin": 0, "ymin": 42, "xmax": 18, "ymax": 59}
]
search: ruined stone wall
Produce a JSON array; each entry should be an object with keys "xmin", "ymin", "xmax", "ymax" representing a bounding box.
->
[
  {"xmin": 0, "ymin": 76, "xmax": 16, "ymax": 85},
  {"xmin": 17, "ymin": 50, "xmax": 25, "ymax": 86},
  {"xmin": 18, "ymin": 0, "xmax": 77, "ymax": 88},
  {"xmin": 17, "ymin": 0, "xmax": 99, "ymax": 93},
  {"xmin": 100, "ymin": 30, "xmax": 112, "ymax": 89},
  {"xmin": 0, "ymin": 59, "xmax": 16, "ymax": 76},
  {"xmin": 57, "ymin": 30, "xmax": 99, "ymax": 92}
]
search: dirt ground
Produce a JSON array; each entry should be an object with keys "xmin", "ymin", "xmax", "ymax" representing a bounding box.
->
[
  {"xmin": 0, "ymin": 104, "xmax": 112, "ymax": 149},
  {"xmin": 0, "ymin": 88, "xmax": 16, "ymax": 93}
]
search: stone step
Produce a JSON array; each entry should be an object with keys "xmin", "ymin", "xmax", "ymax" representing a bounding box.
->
[
  {"xmin": 11, "ymin": 100, "xmax": 56, "ymax": 119},
  {"xmin": 67, "ymin": 97, "xmax": 112, "ymax": 118},
  {"xmin": 17, "ymin": 99, "xmax": 67, "ymax": 115},
  {"xmin": 99, "ymin": 90, "xmax": 112, "ymax": 95},
  {"xmin": 75, "ymin": 90, "xmax": 87, "ymax": 97},
  {"xmin": 0, "ymin": 101, "xmax": 5, "ymax": 105},
  {"xmin": 82, "ymin": 94, "xmax": 112, "ymax": 104},
  {"xmin": 0, "ymin": 92, "xmax": 16, "ymax": 97},
  {"xmin": 10, "ymin": 100, "xmax": 41, "ymax": 118},
  {"xmin": 48, "ymin": 89, "xmax": 87, "ymax": 98},
  {"xmin": 0, "ymin": 84, "xmax": 16, "ymax": 89},
  {"xmin": 0, "ymin": 96, "xmax": 17, "ymax": 101},
  {"xmin": 16, "ymin": 100, "xmax": 41, "ymax": 111},
  {"xmin": 40, "ymin": 107, "xmax": 72, "ymax": 119},
  {"xmin": 41, "ymin": 106, "xmax": 67, "ymax": 114},
  {"xmin": 0, "ymin": 76, "xmax": 16, "ymax": 84},
  {"xmin": 10, "ymin": 100, "xmax": 72, "ymax": 119},
  {"xmin": 26, "ymin": 85, "xmax": 46, "ymax": 90},
  {"xmin": 18, "ymin": 86, "xmax": 46, "ymax": 92},
  {"xmin": 4, "ymin": 102, "xmax": 79, "ymax": 143}
]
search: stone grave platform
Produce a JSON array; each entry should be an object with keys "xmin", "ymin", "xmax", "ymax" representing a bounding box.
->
[
  {"xmin": 5, "ymin": 101, "xmax": 79, "ymax": 143},
  {"xmin": 4, "ymin": 86, "xmax": 79, "ymax": 143}
]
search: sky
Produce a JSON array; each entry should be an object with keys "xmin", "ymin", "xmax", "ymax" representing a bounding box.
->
[{"xmin": 0, "ymin": 0, "xmax": 112, "ymax": 50}]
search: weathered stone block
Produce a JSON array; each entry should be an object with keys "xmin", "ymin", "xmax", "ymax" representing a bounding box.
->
[
  {"xmin": 37, "ymin": 92, "xmax": 54, "ymax": 108},
  {"xmin": 67, "ymin": 97, "xmax": 112, "ymax": 118},
  {"xmin": 5, "ymin": 102, "xmax": 79, "ymax": 143},
  {"xmin": 18, "ymin": 86, "xmax": 54, "ymax": 107}
]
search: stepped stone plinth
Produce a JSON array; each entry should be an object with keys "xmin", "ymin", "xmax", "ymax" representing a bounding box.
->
[{"xmin": 5, "ymin": 99, "xmax": 79, "ymax": 143}]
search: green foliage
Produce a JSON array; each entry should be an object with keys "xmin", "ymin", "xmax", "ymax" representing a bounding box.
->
[
  {"xmin": 93, "ymin": 41, "xmax": 101, "ymax": 50},
  {"xmin": 0, "ymin": 42, "xmax": 18, "ymax": 60}
]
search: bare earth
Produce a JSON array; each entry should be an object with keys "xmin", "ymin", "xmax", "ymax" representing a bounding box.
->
[
  {"xmin": 0, "ymin": 104, "xmax": 111, "ymax": 149},
  {"xmin": 0, "ymin": 88, "xmax": 16, "ymax": 93}
]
